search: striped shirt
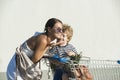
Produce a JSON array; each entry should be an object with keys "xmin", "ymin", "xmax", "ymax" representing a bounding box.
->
[{"xmin": 49, "ymin": 44, "xmax": 78, "ymax": 58}]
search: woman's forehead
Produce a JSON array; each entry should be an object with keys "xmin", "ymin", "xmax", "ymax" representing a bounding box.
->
[{"xmin": 53, "ymin": 22, "xmax": 63, "ymax": 28}]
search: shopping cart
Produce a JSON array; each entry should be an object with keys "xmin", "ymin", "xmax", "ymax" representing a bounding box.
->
[{"xmin": 68, "ymin": 56, "xmax": 120, "ymax": 80}]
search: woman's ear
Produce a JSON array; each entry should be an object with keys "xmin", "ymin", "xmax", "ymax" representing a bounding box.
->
[{"xmin": 47, "ymin": 27, "xmax": 51, "ymax": 32}]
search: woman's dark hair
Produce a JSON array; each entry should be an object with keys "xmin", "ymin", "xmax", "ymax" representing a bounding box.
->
[{"xmin": 44, "ymin": 18, "xmax": 63, "ymax": 33}]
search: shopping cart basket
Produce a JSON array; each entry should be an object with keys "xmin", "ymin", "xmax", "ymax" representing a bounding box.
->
[{"xmin": 68, "ymin": 56, "xmax": 120, "ymax": 80}]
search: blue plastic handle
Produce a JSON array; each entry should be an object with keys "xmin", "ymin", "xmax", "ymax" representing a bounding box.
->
[
  {"xmin": 51, "ymin": 54, "xmax": 68, "ymax": 63},
  {"xmin": 117, "ymin": 60, "xmax": 120, "ymax": 64}
]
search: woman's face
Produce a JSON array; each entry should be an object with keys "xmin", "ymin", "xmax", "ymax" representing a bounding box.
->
[{"xmin": 50, "ymin": 22, "xmax": 63, "ymax": 39}]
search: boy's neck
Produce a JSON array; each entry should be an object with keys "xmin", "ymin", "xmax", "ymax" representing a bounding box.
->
[{"xmin": 60, "ymin": 42, "xmax": 67, "ymax": 46}]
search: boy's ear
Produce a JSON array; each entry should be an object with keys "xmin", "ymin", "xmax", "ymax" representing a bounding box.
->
[{"xmin": 67, "ymin": 39, "xmax": 69, "ymax": 42}]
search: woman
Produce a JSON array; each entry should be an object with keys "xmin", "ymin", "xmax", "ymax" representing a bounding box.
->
[{"xmin": 6, "ymin": 18, "xmax": 63, "ymax": 80}]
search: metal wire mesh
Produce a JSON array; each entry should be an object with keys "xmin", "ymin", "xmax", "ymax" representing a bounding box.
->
[{"xmin": 69, "ymin": 57, "xmax": 120, "ymax": 80}]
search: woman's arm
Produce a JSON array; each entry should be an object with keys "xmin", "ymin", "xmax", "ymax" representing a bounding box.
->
[{"xmin": 31, "ymin": 36, "xmax": 49, "ymax": 63}]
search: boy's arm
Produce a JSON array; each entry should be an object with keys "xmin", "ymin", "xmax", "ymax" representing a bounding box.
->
[
  {"xmin": 67, "ymin": 51, "xmax": 76, "ymax": 56},
  {"xmin": 66, "ymin": 44, "xmax": 78, "ymax": 56}
]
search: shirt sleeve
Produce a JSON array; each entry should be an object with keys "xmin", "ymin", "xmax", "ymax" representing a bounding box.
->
[{"xmin": 66, "ymin": 44, "xmax": 78, "ymax": 54}]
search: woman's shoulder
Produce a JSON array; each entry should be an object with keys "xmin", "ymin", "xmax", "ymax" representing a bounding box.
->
[
  {"xmin": 33, "ymin": 32, "xmax": 46, "ymax": 38},
  {"xmin": 33, "ymin": 32, "xmax": 44, "ymax": 36},
  {"xmin": 36, "ymin": 33, "xmax": 48, "ymax": 43},
  {"xmin": 26, "ymin": 32, "xmax": 47, "ymax": 47}
]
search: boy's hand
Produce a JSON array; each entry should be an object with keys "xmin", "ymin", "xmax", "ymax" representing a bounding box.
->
[
  {"xmin": 49, "ymin": 39, "xmax": 57, "ymax": 47},
  {"xmin": 50, "ymin": 42, "xmax": 57, "ymax": 47}
]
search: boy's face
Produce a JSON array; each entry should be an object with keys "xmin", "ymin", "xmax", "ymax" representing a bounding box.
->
[{"xmin": 63, "ymin": 33, "xmax": 67, "ymax": 42}]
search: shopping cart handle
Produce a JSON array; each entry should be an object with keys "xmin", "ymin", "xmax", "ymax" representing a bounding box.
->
[
  {"xmin": 51, "ymin": 55, "xmax": 69, "ymax": 63},
  {"xmin": 117, "ymin": 60, "xmax": 120, "ymax": 64},
  {"xmin": 59, "ymin": 57, "xmax": 68, "ymax": 63}
]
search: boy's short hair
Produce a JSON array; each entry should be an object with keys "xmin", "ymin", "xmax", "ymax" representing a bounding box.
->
[{"xmin": 63, "ymin": 24, "xmax": 73, "ymax": 42}]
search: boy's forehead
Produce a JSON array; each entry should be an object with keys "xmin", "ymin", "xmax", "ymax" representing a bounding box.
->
[{"xmin": 64, "ymin": 31, "xmax": 69, "ymax": 35}]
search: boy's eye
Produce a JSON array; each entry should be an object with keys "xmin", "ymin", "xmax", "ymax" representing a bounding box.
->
[{"xmin": 63, "ymin": 34, "xmax": 67, "ymax": 37}]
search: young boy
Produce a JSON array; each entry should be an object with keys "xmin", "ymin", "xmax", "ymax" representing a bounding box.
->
[{"xmin": 49, "ymin": 24, "xmax": 78, "ymax": 80}]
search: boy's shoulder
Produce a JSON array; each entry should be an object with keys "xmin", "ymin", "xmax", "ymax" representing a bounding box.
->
[
  {"xmin": 66, "ymin": 44, "xmax": 75, "ymax": 49},
  {"xmin": 67, "ymin": 43, "xmax": 74, "ymax": 47}
]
